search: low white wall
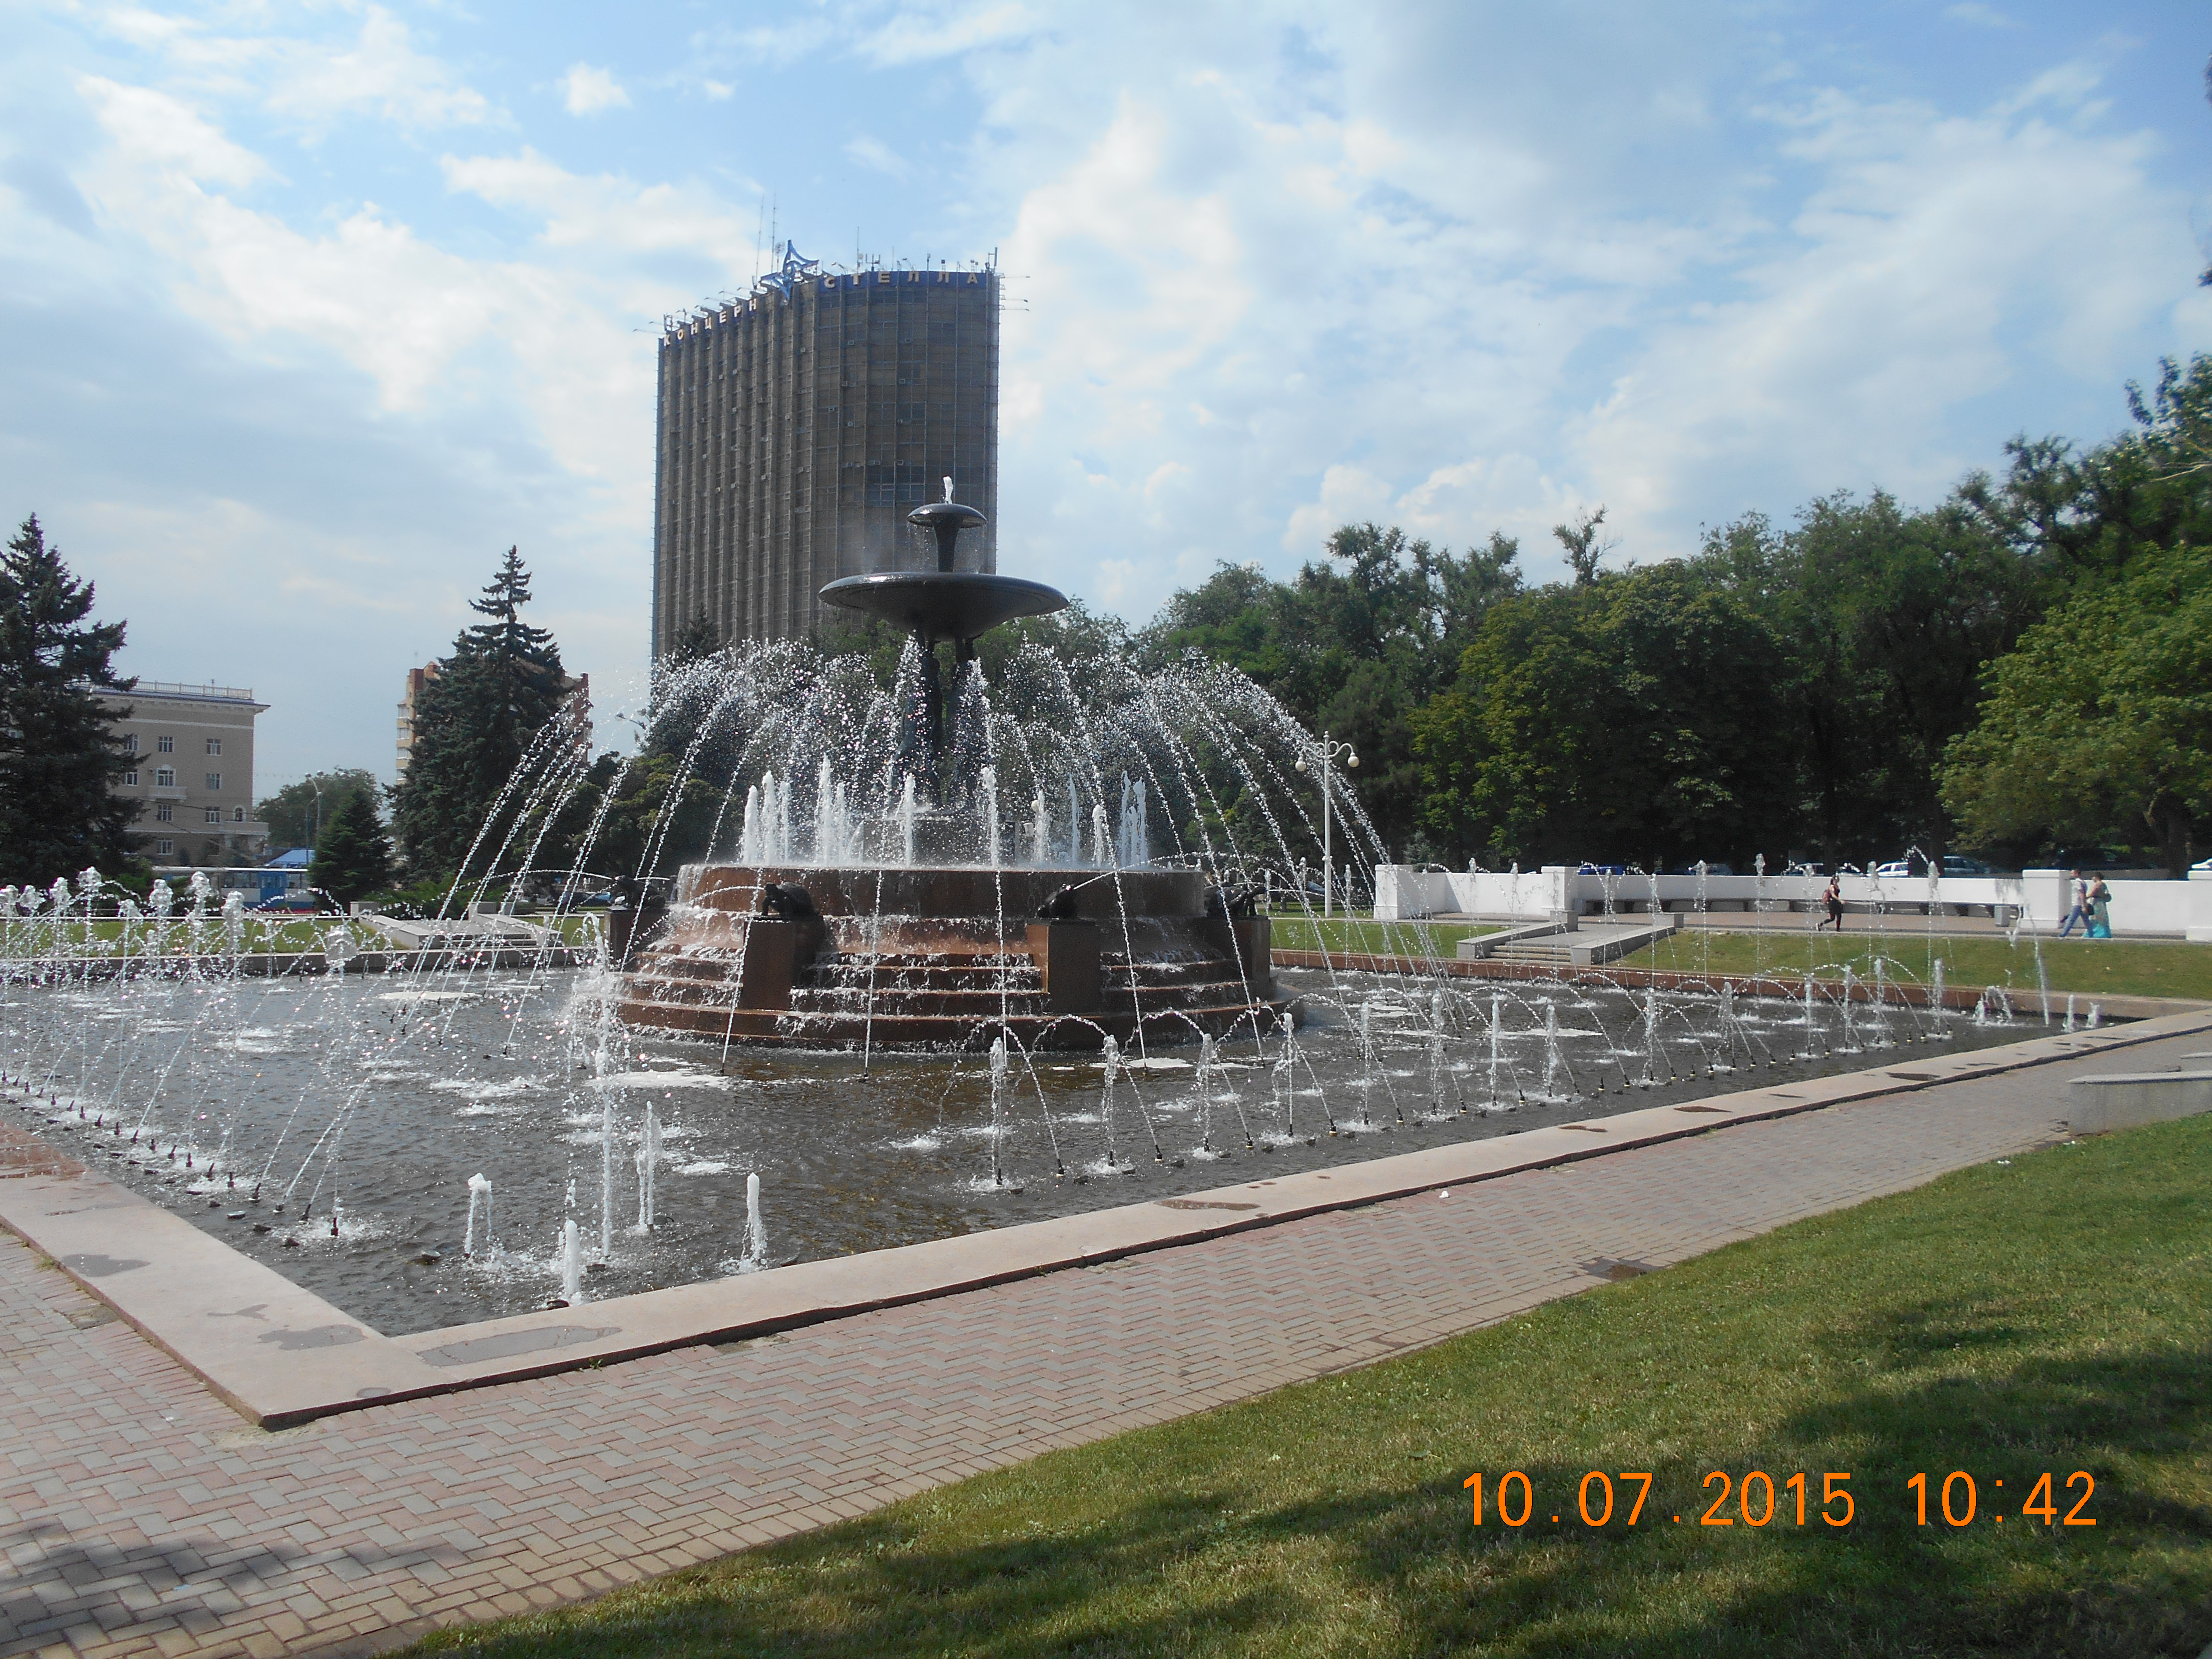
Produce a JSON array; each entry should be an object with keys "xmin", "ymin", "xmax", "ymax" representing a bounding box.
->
[{"xmin": 1371, "ymin": 864, "xmax": 2212, "ymax": 938}]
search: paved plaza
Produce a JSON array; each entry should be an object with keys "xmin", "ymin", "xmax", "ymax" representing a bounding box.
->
[{"xmin": 2, "ymin": 1026, "xmax": 2207, "ymax": 1658}]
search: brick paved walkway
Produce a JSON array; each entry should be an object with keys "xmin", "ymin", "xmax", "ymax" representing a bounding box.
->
[{"xmin": 2, "ymin": 1030, "xmax": 2202, "ymax": 1659}]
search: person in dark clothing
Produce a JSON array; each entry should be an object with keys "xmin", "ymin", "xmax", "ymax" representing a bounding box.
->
[{"xmin": 1818, "ymin": 873, "xmax": 1845, "ymax": 932}]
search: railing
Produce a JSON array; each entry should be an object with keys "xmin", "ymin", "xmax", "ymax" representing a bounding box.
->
[
  {"xmin": 125, "ymin": 680, "xmax": 258, "ymax": 701},
  {"xmin": 1373, "ymin": 865, "xmax": 2212, "ymax": 939}
]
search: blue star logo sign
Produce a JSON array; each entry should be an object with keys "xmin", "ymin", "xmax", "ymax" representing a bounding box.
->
[{"xmin": 759, "ymin": 240, "xmax": 820, "ymax": 297}]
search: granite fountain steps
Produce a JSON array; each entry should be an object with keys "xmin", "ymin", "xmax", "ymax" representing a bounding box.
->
[{"xmin": 2, "ymin": 1009, "xmax": 2205, "ymax": 1432}]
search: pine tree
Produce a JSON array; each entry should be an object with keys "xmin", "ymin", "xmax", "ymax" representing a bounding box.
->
[
  {"xmin": 311, "ymin": 790, "xmax": 393, "ymax": 904},
  {"xmin": 664, "ymin": 611, "xmax": 720, "ymax": 666},
  {"xmin": 0, "ymin": 515, "xmax": 140, "ymax": 886},
  {"xmin": 391, "ymin": 547, "xmax": 572, "ymax": 878}
]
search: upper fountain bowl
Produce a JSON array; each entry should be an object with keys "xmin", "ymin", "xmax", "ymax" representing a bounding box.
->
[
  {"xmin": 819, "ymin": 478, "xmax": 1067, "ymax": 644},
  {"xmin": 906, "ymin": 498, "xmax": 986, "ymax": 557},
  {"xmin": 817, "ymin": 571, "xmax": 1067, "ymax": 644}
]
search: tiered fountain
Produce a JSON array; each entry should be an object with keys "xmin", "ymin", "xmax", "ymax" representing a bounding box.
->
[{"xmin": 614, "ymin": 483, "xmax": 1280, "ymax": 1051}]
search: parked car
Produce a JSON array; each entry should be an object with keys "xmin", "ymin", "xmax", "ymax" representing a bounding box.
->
[{"xmin": 1872, "ymin": 854, "xmax": 1999, "ymax": 880}]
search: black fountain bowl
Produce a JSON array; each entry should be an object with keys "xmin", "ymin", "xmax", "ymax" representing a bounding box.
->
[
  {"xmin": 819, "ymin": 572, "xmax": 1068, "ymax": 642},
  {"xmin": 907, "ymin": 500, "xmax": 987, "ymax": 535}
]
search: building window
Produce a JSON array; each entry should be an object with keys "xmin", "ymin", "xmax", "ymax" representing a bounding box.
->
[
  {"xmin": 233, "ymin": 807, "xmax": 246, "ymax": 822},
  {"xmin": 124, "ymin": 734, "xmax": 138, "ymax": 754},
  {"xmin": 155, "ymin": 766, "xmax": 175, "ymax": 787},
  {"xmin": 155, "ymin": 804, "xmax": 173, "ymax": 823},
  {"xmin": 156, "ymin": 735, "xmax": 174, "ymax": 754},
  {"xmin": 205, "ymin": 808, "xmax": 220, "ymax": 824},
  {"xmin": 206, "ymin": 738, "xmax": 222, "ymax": 755},
  {"xmin": 206, "ymin": 772, "xmax": 221, "ymax": 790},
  {"xmin": 157, "ymin": 839, "xmax": 173, "ymax": 856},
  {"xmin": 123, "ymin": 769, "xmax": 138, "ymax": 786}
]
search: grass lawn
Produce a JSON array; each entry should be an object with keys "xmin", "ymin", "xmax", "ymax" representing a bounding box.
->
[
  {"xmin": 1269, "ymin": 915, "xmax": 1498, "ymax": 957},
  {"xmin": 1620, "ymin": 930, "xmax": 2212, "ymax": 1005},
  {"xmin": 408, "ymin": 1115, "xmax": 2212, "ymax": 1658}
]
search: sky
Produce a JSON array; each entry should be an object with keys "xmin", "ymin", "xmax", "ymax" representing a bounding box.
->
[{"xmin": 2, "ymin": 0, "xmax": 2208, "ymax": 795}]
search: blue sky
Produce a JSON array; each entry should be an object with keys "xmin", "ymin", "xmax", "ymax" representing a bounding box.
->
[{"xmin": 2, "ymin": 1, "xmax": 2207, "ymax": 793}]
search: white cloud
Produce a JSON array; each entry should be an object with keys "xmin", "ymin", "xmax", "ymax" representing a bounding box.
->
[
  {"xmin": 858, "ymin": 3, "xmax": 1040, "ymax": 67},
  {"xmin": 1569, "ymin": 73, "xmax": 2192, "ymax": 548},
  {"xmin": 76, "ymin": 76, "xmax": 271, "ymax": 190},
  {"xmin": 441, "ymin": 149, "xmax": 757, "ymax": 273},
  {"xmin": 264, "ymin": 7, "xmax": 498, "ymax": 132},
  {"xmin": 73, "ymin": 82, "xmax": 662, "ymax": 512},
  {"xmin": 692, "ymin": 18, "xmax": 838, "ymax": 70},
  {"xmin": 89, "ymin": 4, "xmax": 498, "ymax": 135},
  {"xmin": 560, "ymin": 63, "xmax": 630, "ymax": 116},
  {"xmin": 844, "ymin": 133, "xmax": 911, "ymax": 179},
  {"xmin": 1283, "ymin": 466, "xmax": 1391, "ymax": 553}
]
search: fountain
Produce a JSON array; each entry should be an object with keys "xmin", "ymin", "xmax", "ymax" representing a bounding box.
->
[
  {"xmin": 0, "ymin": 521, "xmax": 2076, "ymax": 1340},
  {"xmin": 615, "ymin": 481, "xmax": 1281, "ymax": 1052}
]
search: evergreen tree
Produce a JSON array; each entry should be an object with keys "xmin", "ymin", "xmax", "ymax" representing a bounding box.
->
[
  {"xmin": 663, "ymin": 611, "xmax": 720, "ymax": 666},
  {"xmin": 0, "ymin": 515, "xmax": 140, "ymax": 886},
  {"xmin": 311, "ymin": 790, "xmax": 393, "ymax": 903},
  {"xmin": 390, "ymin": 547, "xmax": 572, "ymax": 878}
]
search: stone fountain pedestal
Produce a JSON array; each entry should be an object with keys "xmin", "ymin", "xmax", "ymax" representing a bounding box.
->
[{"xmin": 616, "ymin": 864, "xmax": 1280, "ymax": 1052}]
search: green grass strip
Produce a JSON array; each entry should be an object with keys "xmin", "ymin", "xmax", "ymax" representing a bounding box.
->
[
  {"xmin": 1621, "ymin": 930, "xmax": 2212, "ymax": 1005},
  {"xmin": 1268, "ymin": 916, "xmax": 1497, "ymax": 957},
  {"xmin": 408, "ymin": 1113, "xmax": 2212, "ymax": 1658}
]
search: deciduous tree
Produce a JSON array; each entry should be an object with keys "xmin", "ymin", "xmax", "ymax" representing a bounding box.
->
[{"xmin": 1942, "ymin": 545, "xmax": 2210, "ymax": 877}]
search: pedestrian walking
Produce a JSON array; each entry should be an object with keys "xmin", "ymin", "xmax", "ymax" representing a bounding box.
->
[
  {"xmin": 2087, "ymin": 875, "xmax": 2112, "ymax": 939},
  {"xmin": 1818, "ymin": 873, "xmax": 1845, "ymax": 932},
  {"xmin": 2057, "ymin": 869, "xmax": 2091, "ymax": 937}
]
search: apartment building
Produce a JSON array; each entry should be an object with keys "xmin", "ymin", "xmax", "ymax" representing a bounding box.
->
[{"xmin": 100, "ymin": 682, "xmax": 270, "ymax": 864}]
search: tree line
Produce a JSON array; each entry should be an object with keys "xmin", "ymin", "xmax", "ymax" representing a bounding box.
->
[
  {"xmin": 4, "ymin": 355, "xmax": 2205, "ymax": 896},
  {"xmin": 1138, "ymin": 355, "xmax": 2212, "ymax": 879}
]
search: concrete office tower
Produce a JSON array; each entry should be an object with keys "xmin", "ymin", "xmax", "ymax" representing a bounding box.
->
[{"xmin": 652, "ymin": 243, "xmax": 1000, "ymax": 655}]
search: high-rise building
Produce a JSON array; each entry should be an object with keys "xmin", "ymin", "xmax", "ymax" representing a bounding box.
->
[{"xmin": 652, "ymin": 243, "xmax": 1000, "ymax": 655}]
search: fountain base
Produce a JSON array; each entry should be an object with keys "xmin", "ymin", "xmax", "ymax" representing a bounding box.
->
[{"xmin": 617, "ymin": 865, "xmax": 1280, "ymax": 1051}]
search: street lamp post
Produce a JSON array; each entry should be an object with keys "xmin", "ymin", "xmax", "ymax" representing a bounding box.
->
[{"xmin": 1295, "ymin": 732, "xmax": 1359, "ymax": 919}]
